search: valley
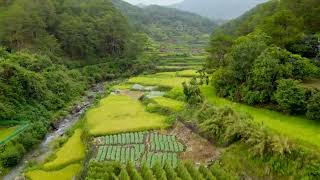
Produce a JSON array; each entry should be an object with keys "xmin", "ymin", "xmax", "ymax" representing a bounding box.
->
[{"xmin": 0, "ymin": 0, "xmax": 319, "ymax": 179}]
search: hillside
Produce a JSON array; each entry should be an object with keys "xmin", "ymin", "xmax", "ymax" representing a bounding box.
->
[
  {"xmin": 218, "ymin": 0, "xmax": 320, "ymax": 37},
  {"xmin": 112, "ymin": 0, "xmax": 216, "ymax": 44},
  {"xmin": 172, "ymin": 0, "xmax": 267, "ymax": 20}
]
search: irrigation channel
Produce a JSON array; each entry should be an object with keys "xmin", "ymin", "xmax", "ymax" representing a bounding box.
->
[{"xmin": 4, "ymin": 83, "xmax": 106, "ymax": 180}]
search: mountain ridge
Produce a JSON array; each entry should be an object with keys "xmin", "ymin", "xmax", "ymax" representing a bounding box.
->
[{"xmin": 172, "ymin": 0, "xmax": 268, "ymax": 20}]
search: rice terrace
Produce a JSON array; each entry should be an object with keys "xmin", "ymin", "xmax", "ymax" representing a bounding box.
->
[{"xmin": 0, "ymin": 0, "xmax": 320, "ymax": 179}]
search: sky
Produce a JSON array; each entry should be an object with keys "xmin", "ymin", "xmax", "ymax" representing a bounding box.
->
[{"xmin": 123, "ymin": 0, "xmax": 184, "ymax": 6}]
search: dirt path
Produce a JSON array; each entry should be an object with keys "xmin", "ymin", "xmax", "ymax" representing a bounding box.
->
[{"xmin": 167, "ymin": 121, "xmax": 222, "ymax": 165}]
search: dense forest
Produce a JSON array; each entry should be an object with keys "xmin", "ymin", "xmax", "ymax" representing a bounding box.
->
[
  {"xmin": 0, "ymin": 0, "xmax": 150, "ymax": 171},
  {"xmin": 206, "ymin": 0, "xmax": 320, "ymax": 119}
]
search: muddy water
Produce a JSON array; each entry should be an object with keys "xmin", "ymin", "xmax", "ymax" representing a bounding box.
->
[{"xmin": 4, "ymin": 83, "xmax": 106, "ymax": 180}]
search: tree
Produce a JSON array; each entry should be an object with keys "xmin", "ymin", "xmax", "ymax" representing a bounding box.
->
[
  {"xmin": 273, "ymin": 79, "xmax": 306, "ymax": 114},
  {"xmin": 206, "ymin": 32, "xmax": 233, "ymax": 69},
  {"xmin": 306, "ymin": 90, "xmax": 320, "ymax": 121},
  {"xmin": 182, "ymin": 78, "xmax": 203, "ymax": 105},
  {"xmin": 260, "ymin": 9, "xmax": 303, "ymax": 48},
  {"xmin": 229, "ymin": 31, "xmax": 270, "ymax": 83}
]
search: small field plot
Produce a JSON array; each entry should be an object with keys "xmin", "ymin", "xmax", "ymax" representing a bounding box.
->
[
  {"xmin": 44, "ymin": 129, "xmax": 85, "ymax": 170},
  {"xmin": 0, "ymin": 126, "xmax": 18, "ymax": 141},
  {"xmin": 93, "ymin": 131, "xmax": 185, "ymax": 167},
  {"xmin": 86, "ymin": 95, "xmax": 167, "ymax": 135},
  {"xmin": 0, "ymin": 121, "xmax": 29, "ymax": 145},
  {"xmin": 128, "ymin": 74, "xmax": 190, "ymax": 89},
  {"xmin": 148, "ymin": 97, "xmax": 185, "ymax": 112},
  {"xmin": 26, "ymin": 163, "xmax": 81, "ymax": 180},
  {"xmin": 157, "ymin": 70, "xmax": 198, "ymax": 77}
]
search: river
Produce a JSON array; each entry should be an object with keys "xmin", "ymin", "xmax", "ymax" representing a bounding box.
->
[{"xmin": 3, "ymin": 82, "xmax": 106, "ymax": 180}]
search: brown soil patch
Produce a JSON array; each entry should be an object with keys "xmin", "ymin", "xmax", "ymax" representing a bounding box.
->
[{"xmin": 166, "ymin": 121, "xmax": 223, "ymax": 165}]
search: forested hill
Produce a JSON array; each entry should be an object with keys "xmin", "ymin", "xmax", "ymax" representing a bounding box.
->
[
  {"xmin": 0, "ymin": 0, "xmax": 146, "ymax": 60},
  {"xmin": 206, "ymin": 0, "xmax": 320, "ymax": 121},
  {"xmin": 218, "ymin": 0, "xmax": 320, "ymax": 38},
  {"xmin": 0, "ymin": 0, "xmax": 151, "ymax": 171},
  {"xmin": 172, "ymin": 0, "xmax": 267, "ymax": 20},
  {"xmin": 112, "ymin": 0, "xmax": 216, "ymax": 43}
]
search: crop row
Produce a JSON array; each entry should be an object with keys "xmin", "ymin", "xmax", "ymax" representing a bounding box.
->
[
  {"xmin": 142, "ymin": 152, "xmax": 178, "ymax": 167},
  {"xmin": 97, "ymin": 132, "xmax": 146, "ymax": 145},
  {"xmin": 149, "ymin": 140, "xmax": 184, "ymax": 152},
  {"xmin": 150, "ymin": 132, "xmax": 177, "ymax": 143},
  {"xmin": 95, "ymin": 144, "xmax": 145, "ymax": 163}
]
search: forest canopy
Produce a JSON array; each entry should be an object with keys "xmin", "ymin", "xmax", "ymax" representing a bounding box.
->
[
  {"xmin": 207, "ymin": 0, "xmax": 320, "ymax": 120},
  {"xmin": 0, "ymin": 0, "xmax": 146, "ymax": 59}
]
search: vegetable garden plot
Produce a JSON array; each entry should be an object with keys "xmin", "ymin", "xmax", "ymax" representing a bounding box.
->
[{"xmin": 93, "ymin": 131, "xmax": 185, "ymax": 167}]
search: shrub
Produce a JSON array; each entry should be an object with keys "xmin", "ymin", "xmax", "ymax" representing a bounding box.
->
[
  {"xmin": 184, "ymin": 161, "xmax": 205, "ymax": 180},
  {"xmin": 119, "ymin": 167, "xmax": 130, "ymax": 180},
  {"xmin": 0, "ymin": 142, "xmax": 25, "ymax": 167},
  {"xmin": 273, "ymin": 79, "xmax": 306, "ymax": 114},
  {"xmin": 141, "ymin": 162, "xmax": 155, "ymax": 180},
  {"xmin": 306, "ymin": 90, "xmax": 320, "ymax": 120},
  {"xmin": 163, "ymin": 162, "xmax": 178, "ymax": 180},
  {"xmin": 182, "ymin": 78, "xmax": 203, "ymax": 105},
  {"xmin": 199, "ymin": 165, "xmax": 216, "ymax": 180},
  {"xmin": 175, "ymin": 162, "xmax": 192, "ymax": 180}
]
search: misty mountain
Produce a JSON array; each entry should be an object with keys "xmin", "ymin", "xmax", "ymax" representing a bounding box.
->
[
  {"xmin": 112, "ymin": 0, "xmax": 216, "ymax": 42},
  {"xmin": 172, "ymin": 0, "xmax": 267, "ymax": 20}
]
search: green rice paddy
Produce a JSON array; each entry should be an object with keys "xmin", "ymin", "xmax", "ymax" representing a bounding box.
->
[
  {"xmin": 128, "ymin": 75, "xmax": 190, "ymax": 89},
  {"xmin": 44, "ymin": 129, "xmax": 85, "ymax": 170},
  {"xmin": 26, "ymin": 163, "xmax": 81, "ymax": 180},
  {"xmin": 86, "ymin": 95, "xmax": 168, "ymax": 135},
  {"xmin": 151, "ymin": 97, "xmax": 185, "ymax": 112},
  {"xmin": 0, "ymin": 126, "xmax": 18, "ymax": 141}
]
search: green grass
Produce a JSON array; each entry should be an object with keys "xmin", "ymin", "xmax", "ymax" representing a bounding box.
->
[
  {"xmin": 128, "ymin": 73, "xmax": 190, "ymax": 89},
  {"xmin": 26, "ymin": 163, "xmax": 81, "ymax": 180},
  {"xmin": 164, "ymin": 87, "xmax": 184, "ymax": 101},
  {"xmin": 201, "ymin": 85, "xmax": 320, "ymax": 148},
  {"xmin": 86, "ymin": 95, "xmax": 167, "ymax": 135},
  {"xmin": 156, "ymin": 66, "xmax": 200, "ymax": 71},
  {"xmin": 0, "ymin": 126, "xmax": 18, "ymax": 141},
  {"xmin": 43, "ymin": 129, "xmax": 85, "ymax": 170},
  {"xmin": 152, "ymin": 97, "xmax": 185, "ymax": 112},
  {"xmin": 112, "ymin": 83, "xmax": 132, "ymax": 90}
]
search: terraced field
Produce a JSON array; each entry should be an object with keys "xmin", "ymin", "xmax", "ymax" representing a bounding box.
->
[{"xmin": 93, "ymin": 132, "xmax": 185, "ymax": 167}]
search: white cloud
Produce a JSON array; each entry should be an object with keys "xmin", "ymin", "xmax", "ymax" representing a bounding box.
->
[{"xmin": 123, "ymin": 0, "xmax": 184, "ymax": 6}]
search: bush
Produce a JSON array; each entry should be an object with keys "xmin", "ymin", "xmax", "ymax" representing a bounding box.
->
[
  {"xmin": 273, "ymin": 79, "xmax": 306, "ymax": 114},
  {"xmin": 199, "ymin": 165, "xmax": 216, "ymax": 180},
  {"xmin": 141, "ymin": 162, "xmax": 155, "ymax": 180},
  {"xmin": 306, "ymin": 90, "xmax": 320, "ymax": 120},
  {"xmin": 182, "ymin": 78, "xmax": 203, "ymax": 105},
  {"xmin": 0, "ymin": 142, "xmax": 25, "ymax": 167},
  {"xmin": 119, "ymin": 167, "xmax": 130, "ymax": 180},
  {"xmin": 163, "ymin": 162, "xmax": 178, "ymax": 180},
  {"xmin": 175, "ymin": 162, "xmax": 192, "ymax": 180},
  {"xmin": 184, "ymin": 161, "xmax": 205, "ymax": 180}
]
